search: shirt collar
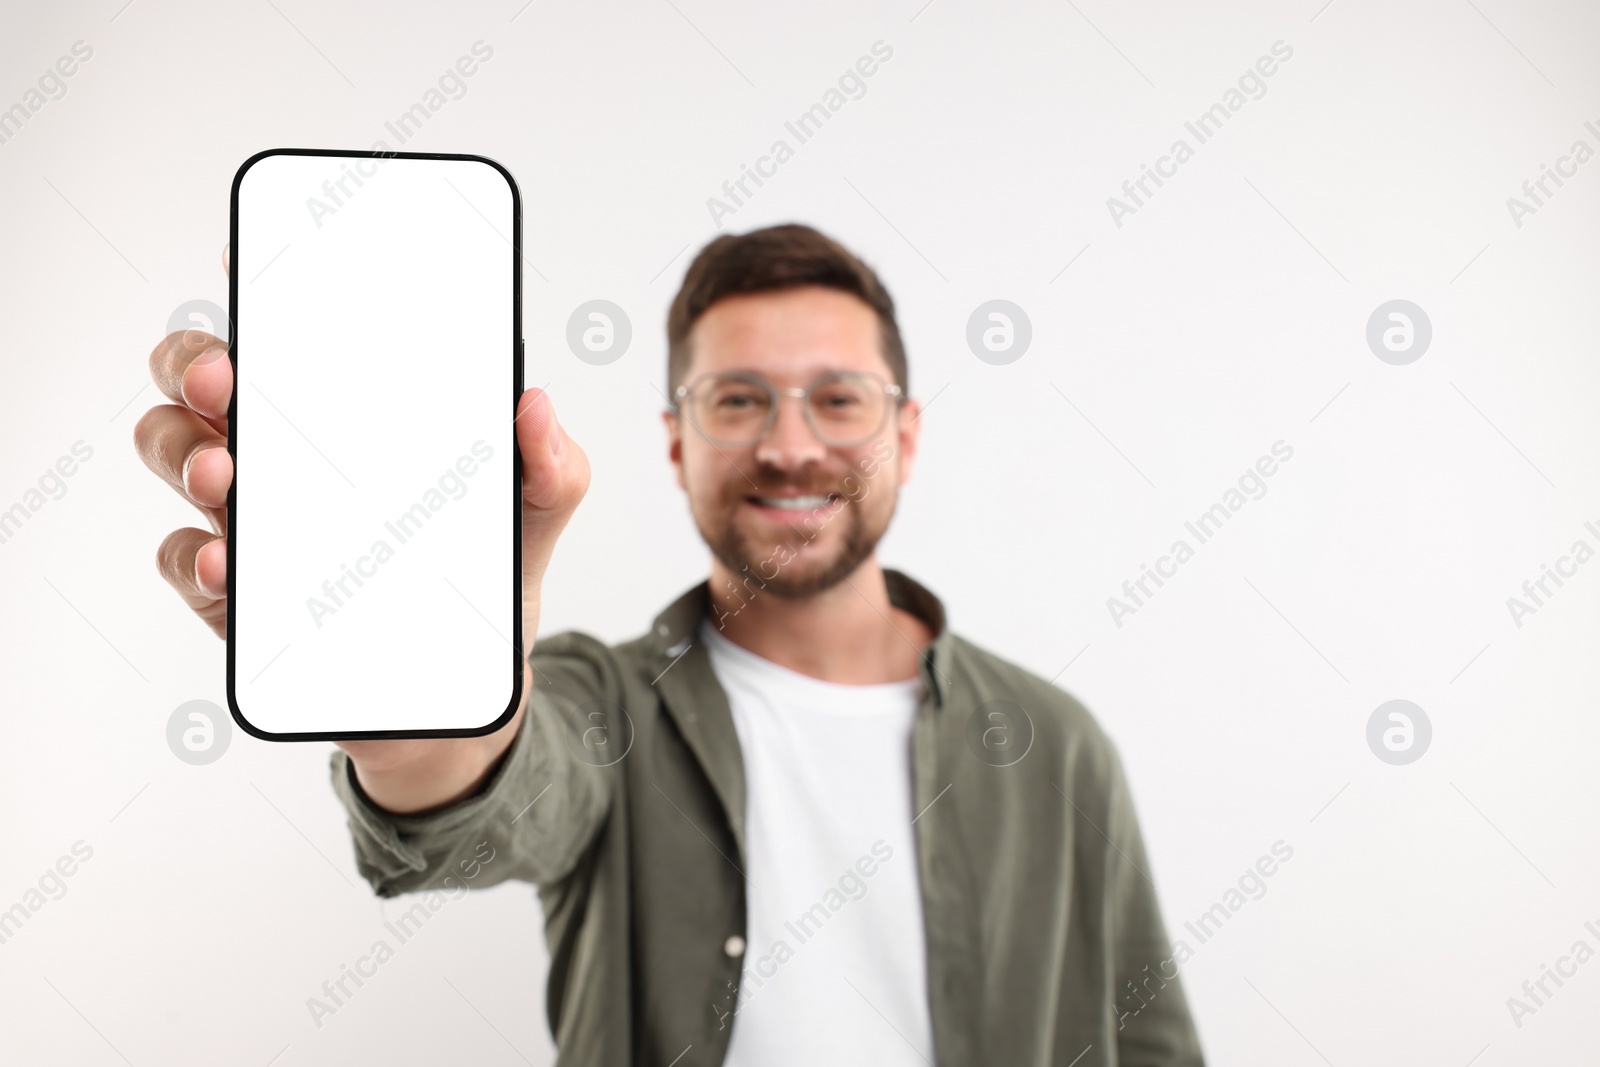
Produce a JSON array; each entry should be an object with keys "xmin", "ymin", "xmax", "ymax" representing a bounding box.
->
[{"xmin": 647, "ymin": 567, "xmax": 954, "ymax": 707}]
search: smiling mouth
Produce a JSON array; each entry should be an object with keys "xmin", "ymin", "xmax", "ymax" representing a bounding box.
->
[{"xmin": 747, "ymin": 493, "xmax": 839, "ymax": 510}]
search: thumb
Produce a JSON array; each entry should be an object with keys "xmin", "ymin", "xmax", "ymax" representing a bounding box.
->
[{"xmin": 516, "ymin": 386, "xmax": 588, "ymax": 572}]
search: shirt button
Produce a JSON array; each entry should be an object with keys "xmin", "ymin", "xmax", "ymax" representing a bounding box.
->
[{"xmin": 723, "ymin": 935, "xmax": 746, "ymax": 958}]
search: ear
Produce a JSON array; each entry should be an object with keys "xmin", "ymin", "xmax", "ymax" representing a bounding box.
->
[
  {"xmin": 893, "ymin": 398, "xmax": 921, "ymax": 488},
  {"xmin": 662, "ymin": 408, "xmax": 686, "ymax": 491}
]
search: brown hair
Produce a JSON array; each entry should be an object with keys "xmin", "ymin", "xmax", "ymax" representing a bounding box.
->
[{"xmin": 666, "ymin": 223, "xmax": 907, "ymax": 397}]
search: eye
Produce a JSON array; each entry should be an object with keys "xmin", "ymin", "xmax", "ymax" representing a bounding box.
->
[
  {"xmin": 812, "ymin": 385, "xmax": 867, "ymax": 412},
  {"xmin": 714, "ymin": 390, "xmax": 762, "ymax": 410}
]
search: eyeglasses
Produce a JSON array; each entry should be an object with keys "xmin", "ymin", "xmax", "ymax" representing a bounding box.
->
[{"xmin": 672, "ymin": 370, "xmax": 905, "ymax": 447}]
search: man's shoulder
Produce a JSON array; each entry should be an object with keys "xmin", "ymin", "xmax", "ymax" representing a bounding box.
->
[
  {"xmin": 526, "ymin": 626, "xmax": 634, "ymax": 699},
  {"xmin": 528, "ymin": 620, "xmax": 687, "ymax": 692},
  {"xmin": 530, "ymin": 626, "xmax": 619, "ymax": 659},
  {"xmin": 945, "ymin": 629, "xmax": 1123, "ymax": 782}
]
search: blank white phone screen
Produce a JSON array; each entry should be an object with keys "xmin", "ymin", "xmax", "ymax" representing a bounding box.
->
[{"xmin": 230, "ymin": 151, "xmax": 519, "ymax": 739}]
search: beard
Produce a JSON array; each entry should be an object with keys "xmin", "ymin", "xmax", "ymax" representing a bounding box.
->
[{"xmin": 694, "ymin": 468, "xmax": 894, "ymax": 599}]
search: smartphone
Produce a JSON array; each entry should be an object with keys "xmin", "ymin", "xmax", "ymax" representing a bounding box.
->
[{"xmin": 227, "ymin": 149, "xmax": 522, "ymax": 741}]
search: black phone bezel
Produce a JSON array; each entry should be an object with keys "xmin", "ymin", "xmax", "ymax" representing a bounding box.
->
[{"xmin": 225, "ymin": 147, "xmax": 524, "ymax": 743}]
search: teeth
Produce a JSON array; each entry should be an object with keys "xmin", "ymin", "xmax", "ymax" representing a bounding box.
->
[{"xmin": 758, "ymin": 494, "xmax": 830, "ymax": 510}]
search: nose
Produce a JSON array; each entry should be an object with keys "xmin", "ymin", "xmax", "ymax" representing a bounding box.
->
[{"xmin": 753, "ymin": 391, "xmax": 827, "ymax": 470}]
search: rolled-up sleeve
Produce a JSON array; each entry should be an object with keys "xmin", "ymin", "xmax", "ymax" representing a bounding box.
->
[{"xmin": 329, "ymin": 631, "xmax": 617, "ymax": 897}]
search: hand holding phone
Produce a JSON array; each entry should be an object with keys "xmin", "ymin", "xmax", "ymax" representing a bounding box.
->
[{"xmin": 135, "ymin": 153, "xmax": 590, "ymax": 798}]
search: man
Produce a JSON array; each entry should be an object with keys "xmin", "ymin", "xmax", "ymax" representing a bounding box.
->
[{"xmin": 138, "ymin": 224, "xmax": 1205, "ymax": 1065}]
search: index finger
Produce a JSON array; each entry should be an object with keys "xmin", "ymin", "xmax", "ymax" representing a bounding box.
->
[
  {"xmin": 150, "ymin": 242, "xmax": 233, "ymax": 421},
  {"xmin": 149, "ymin": 329, "xmax": 231, "ymax": 424}
]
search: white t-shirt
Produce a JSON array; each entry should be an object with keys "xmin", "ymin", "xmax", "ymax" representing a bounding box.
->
[{"xmin": 699, "ymin": 618, "xmax": 936, "ymax": 1066}]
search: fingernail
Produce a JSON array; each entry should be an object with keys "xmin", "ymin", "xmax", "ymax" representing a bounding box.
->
[
  {"xmin": 195, "ymin": 546, "xmax": 223, "ymax": 599},
  {"xmin": 183, "ymin": 445, "xmax": 222, "ymax": 501},
  {"xmin": 182, "ymin": 348, "xmax": 227, "ymax": 414},
  {"xmin": 550, "ymin": 412, "xmax": 566, "ymax": 456}
]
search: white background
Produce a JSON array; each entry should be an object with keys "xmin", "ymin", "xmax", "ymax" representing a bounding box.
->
[{"xmin": 0, "ymin": 1, "xmax": 1596, "ymax": 1064}]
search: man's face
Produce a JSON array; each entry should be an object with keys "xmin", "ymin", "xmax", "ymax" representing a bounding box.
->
[{"xmin": 663, "ymin": 285, "xmax": 921, "ymax": 599}]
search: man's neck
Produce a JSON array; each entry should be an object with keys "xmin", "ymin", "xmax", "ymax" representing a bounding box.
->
[{"xmin": 704, "ymin": 555, "xmax": 934, "ymax": 685}]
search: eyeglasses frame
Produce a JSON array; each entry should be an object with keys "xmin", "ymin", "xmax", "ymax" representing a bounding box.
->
[{"xmin": 671, "ymin": 370, "xmax": 906, "ymax": 447}]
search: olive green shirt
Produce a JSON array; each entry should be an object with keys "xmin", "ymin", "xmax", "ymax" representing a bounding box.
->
[{"xmin": 331, "ymin": 569, "xmax": 1205, "ymax": 1066}]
